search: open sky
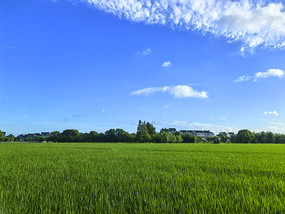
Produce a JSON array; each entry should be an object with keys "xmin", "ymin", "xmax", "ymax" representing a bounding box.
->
[{"xmin": 1, "ymin": 0, "xmax": 285, "ymax": 135}]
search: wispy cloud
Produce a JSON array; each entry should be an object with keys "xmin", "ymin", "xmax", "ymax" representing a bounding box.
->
[
  {"xmin": 0, "ymin": 44, "xmax": 14, "ymax": 49},
  {"xmin": 267, "ymin": 122, "xmax": 285, "ymax": 132},
  {"xmin": 137, "ymin": 48, "xmax": 151, "ymax": 55},
  {"xmin": 83, "ymin": 0, "xmax": 285, "ymax": 49},
  {"xmin": 130, "ymin": 85, "xmax": 208, "ymax": 99},
  {"xmin": 255, "ymin": 69, "xmax": 284, "ymax": 79},
  {"xmin": 234, "ymin": 75, "xmax": 252, "ymax": 83},
  {"xmin": 162, "ymin": 61, "xmax": 171, "ymax": 68},
  {"xmin": 267, "ymin": 126, "xmax": 280, "ymax": 131},
  {"xmin": 235, "ymin": 68, "xmax": 284, "ymax": 82},
  {"xmin": 210, "ymin": 116, "xmax": 227, "ymax": 121},
  {"xmin": 264, "ymin": 110, "xmax": 279, "ymax": 116},
  {"xmin": 218, "ymin": 117, "xmax": 227, "ymax": 121},
  {"xmin": 163, "ymin": 105, "xmax": 171, "ymax": 110}
]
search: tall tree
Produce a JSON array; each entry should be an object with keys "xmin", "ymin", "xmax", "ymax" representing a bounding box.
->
[
  {"xmin": 146, "ymin": 122, "xmax": 156, "ymax": 136},
  {"xmin": 0, "ymin": 131, "xmax": 4, "ymax": 142},
  {"xmin": 137, "ymin": 121, "xmax": 151, "ymax": 142}
]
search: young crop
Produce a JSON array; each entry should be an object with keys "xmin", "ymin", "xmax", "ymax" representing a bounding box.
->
[{"xmin": 0, "ymin": 143, "xmax": 284, "ymax": 213}]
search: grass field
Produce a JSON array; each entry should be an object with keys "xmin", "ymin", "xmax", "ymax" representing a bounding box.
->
[{"xmin": 0, "ymin": 143, "xmax": 285, "ymax": 213}]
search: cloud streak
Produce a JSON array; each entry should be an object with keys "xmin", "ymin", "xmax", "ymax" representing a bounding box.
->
[
  {"xmin": 83, "ymin": 0, "xmax": 285, "ymax": 49},
  {"xmin": 268, "ymin": 122, "xmax": 285, "ymax": 132},
  {"xmin": 235, "ymin": 68, "xmax": 284, "ymax": 82},
  {"xmin": 137, "ymin": 48, "xmax": 151, "ymax": 55},
  {"xmin": 264, "ymin": 110, "xmax": 279, "ymax": 116},
  {"xmin": 0, "ymin": 44, "xmax": 14, "ymax": 49},
  {"xmin": 130, "ymin": 85, "xmax": 208, "ymax": 99},
  {"xmin": 234, "ymin": 75, "xmax": 252, "ymax": 83}
]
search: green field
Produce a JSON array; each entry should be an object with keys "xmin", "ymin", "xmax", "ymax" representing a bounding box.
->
[{"xmin": 0, "ymin": 143, "xmax": 285, "ymax": 213}]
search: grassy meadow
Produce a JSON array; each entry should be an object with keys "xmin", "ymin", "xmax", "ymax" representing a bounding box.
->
[{"xmin": 0, "ymin": 143, "xmax": 285, "ymax": 213}]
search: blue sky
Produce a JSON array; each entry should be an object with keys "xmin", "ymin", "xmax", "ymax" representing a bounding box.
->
[{"xmin": 1, "ymin": 0, "xmax": 285, "ymax": 135}]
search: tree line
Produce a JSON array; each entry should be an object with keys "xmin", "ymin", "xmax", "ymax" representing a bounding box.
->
[
  {"xmin": 1, "ymin": 120, "xmax": 285, "ymax": 143},
  {"xmin": 0, "ymin": 132, "xmax": 15, "ymax": 142},
  {"xmin": 230, "ymin": 129, "xmax": 285, "ymax": 144}
]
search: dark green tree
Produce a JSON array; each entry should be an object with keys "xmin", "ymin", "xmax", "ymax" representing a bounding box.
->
[
  {"xmin": 105, "ymin": 129, "xmax": 118, "ymax": 142},
  {"xmin": 5, "ymin": 134, "xmax": 15, "ymax": 142},
  {"xmin": 88, "ymin": 131, "xmax": 99, "ymax": 142},
  {"xmin": 181, "ymin": 133, "xmax": 197, "ymax": 143},
  {"xmin": 137, "ymin": 121, "xmax": 152, "ymax": 142},
  {"xmin": 61, "ymin": 129, "xmax": 81, "ymax": 142},
  {"xmin": 265, "ymin": 132, "xmax": 275, "ymax": 144},
  {"xmin": 51, "ymin": 131, "xmax": 60, "ymax": 137},
  {"xmin": 146, "ymin": 122, "xmax": 156, "ymax": 137},
  {"xmin": 0, "ymin": 131, "xmax": 4, "ymax": 142},
  {"xmin": 35, "ymin": 136, "xmax": 45, "ymax": 142},
  {"xmin": 236, "ymin": 129, "xmax": 254, "ymax": 143},
  {"xmin": 220, "ymin": 133, "xmax": 227, "ymax": 143}
]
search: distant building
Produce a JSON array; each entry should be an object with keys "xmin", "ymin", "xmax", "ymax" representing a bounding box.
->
[
  {"xmin": 227, "ymin": 132, "xmax": 234, "ymax": 137},
  {"xmin": 179, "ymin": 130, "xmax": 214, "ymax": 139},
  {"xmin": 27, "ymin": 134, "xmax": 35, "ymax": 138},
  {"xmin": 179, "ymin": 130, "xmax": 189, "ymax": 134},
  {"xmin": 168, "ymin": 128, "xmax": 177, "ymax": 134},
  {"xmin": 217, "ymin": 132, "xmax": 235, "ymax": 141},
  {"xmin": 16, "ymin": 132, "xmax": 52, "ymax": 142},
  {"xmin": 17, "ymin": 135, "xmax": 26, "ymax": 142},
  {"xmin": 41, "ymin": 132, "xmax": 52, "ymax": 138},
  {"xmin": 193, "ymin": 130, "xmax": 214, "ymax": 138},
  {"xmin": 160, "ymin": 128, "xmax": 177, "ymax": 134}
]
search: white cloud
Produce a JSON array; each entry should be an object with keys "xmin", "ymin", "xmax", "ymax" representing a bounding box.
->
[
  {"xmin": 130, "ymin": 85, "xmax": 208, "ymax": 99},
  {"xmin": 234, "ymin": 75, "xmax": 252, "ymax": 83},
  {"xmin": 240, "ymin": 46, "xmax": 245, "ymax": 56},
  {"xmin": 235, "ymin": 68, "xmax": 284, "ymax": 82},
  {"xmin": 264, "ymin": 110, "xmax": 279, "ymax": 116},
  {"xmin": 83, "ymin": 0, "xmax": 285, "ymax": 49},
  {"xmin": 162, "ymin": 61, "xmax": 171, "ymax": 67},
  {"xmin": 137, "ymin": 48, "xmax": 151, "ymax": 55},
  {"xmin": 255, "ymin": 69, "xmax": 284, "ymax": 79}
]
